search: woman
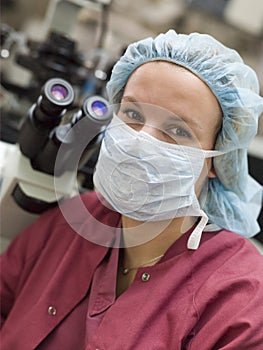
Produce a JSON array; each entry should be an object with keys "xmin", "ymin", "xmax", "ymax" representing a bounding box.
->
[{"xmin": 1, "ymin": 30, "xmax": 263, "ymax": 349}]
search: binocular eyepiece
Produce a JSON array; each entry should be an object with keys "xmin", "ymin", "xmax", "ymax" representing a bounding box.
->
[{"xmin": 18, "ymin": 77, "xmax": 112, "ymax": 176}]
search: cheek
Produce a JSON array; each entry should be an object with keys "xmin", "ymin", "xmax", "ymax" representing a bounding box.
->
[{"xmin": 194, "ymin": 160, "xmax": 211, "ymax": 197}]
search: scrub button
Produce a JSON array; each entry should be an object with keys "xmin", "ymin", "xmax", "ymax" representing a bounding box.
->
[
  {"xmin": 48, "ymin": 306, "xmax": 57, "ymax": 316},
  {"xmin": 141, "ymin": 272, "xmax": 150, "ymax": 282}
]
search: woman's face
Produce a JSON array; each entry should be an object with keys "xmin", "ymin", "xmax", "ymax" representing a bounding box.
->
[{"xmin": 118, "ymin": 61, "xmax": 222, "ymax": 181}]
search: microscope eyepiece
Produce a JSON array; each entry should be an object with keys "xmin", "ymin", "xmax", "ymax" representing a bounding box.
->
[
  {"xmin": 44, "ymin": 79, "xmax": 74, "ymax": 106},
  {"xmin": 19, "ymin": 78, "xmax": 74, "ymax": 159},
  {"xmin": 82, "ymin": 96, "xmax": 112, "ymax": 123},
  {"xmin": 40, "ymin": 78, "xmax": 74, "ymax": 116}
]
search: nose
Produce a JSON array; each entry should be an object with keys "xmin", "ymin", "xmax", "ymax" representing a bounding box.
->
[{"xmin": 141, "ymin": 124, "xmax": 164, "ymax": 141}]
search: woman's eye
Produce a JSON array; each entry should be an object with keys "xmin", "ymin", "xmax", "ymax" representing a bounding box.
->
[
  {"xmin": 167, "ymin": 126, "xmax": 192, "ymax": 139},
  {"xmin": 121, "ymin": 109, "xmax": 144, "ymax": 123}
]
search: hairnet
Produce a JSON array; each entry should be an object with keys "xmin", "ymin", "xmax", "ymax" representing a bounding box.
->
[{"xmin": 106, "ymin": 29, "xmax": 263, "ymax": 237}]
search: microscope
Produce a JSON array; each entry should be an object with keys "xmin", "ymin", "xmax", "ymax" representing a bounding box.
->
[
  {"xmin": 0, "ymin": 77, "xmax": 112, "ymax": 246},
  {"xmin": 0, "ymin": 0, "xmax": 117, "ymax": 250}
]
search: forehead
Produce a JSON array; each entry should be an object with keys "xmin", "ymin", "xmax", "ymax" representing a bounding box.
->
[{"xmin": 124, "ymin": 61, "xmax": 219, "ymax": 104}]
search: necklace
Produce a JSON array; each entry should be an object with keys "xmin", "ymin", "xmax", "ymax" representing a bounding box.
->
[{"xmin": 121, "ymin": 254, "xmax": 164, "ymax": 275}]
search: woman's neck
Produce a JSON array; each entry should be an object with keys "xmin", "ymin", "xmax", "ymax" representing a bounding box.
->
[{"xmin": 120, "ymin": 215, "xmax": 197, "ymax": 270}]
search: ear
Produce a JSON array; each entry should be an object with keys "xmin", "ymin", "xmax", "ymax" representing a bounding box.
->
[{"xmin": 207, "ymin": 158, "xmax": 217, "ymax": 178}]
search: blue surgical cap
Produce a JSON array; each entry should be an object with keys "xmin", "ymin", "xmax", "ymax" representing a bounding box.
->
[{"xmin": 106, "ymin": 29, "xmax": 263, "ymax": 237}]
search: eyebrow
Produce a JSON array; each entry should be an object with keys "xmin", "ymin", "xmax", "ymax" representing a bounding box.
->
[
  {"xmin": 166, "ymin": 115, "xmax": 202, "ymax": 130},
  {"xmin": 122, "ymin": 95, "xmax": 202, "ymax": 130},
  {"xmin": 121, "ymin": 96, "xmax": 144, "ymax": 111}
]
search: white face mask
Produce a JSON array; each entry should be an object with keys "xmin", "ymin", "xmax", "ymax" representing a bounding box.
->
[{"xmin": 93, "ymin": 115, "xmax": 223, "ymax": 249}]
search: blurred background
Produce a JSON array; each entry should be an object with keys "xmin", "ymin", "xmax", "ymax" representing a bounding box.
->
[{"xmin": 1, "ymin": 0, "xmax": 263, "ymax": 249}]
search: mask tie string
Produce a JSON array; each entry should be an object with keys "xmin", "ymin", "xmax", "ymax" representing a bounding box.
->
[{"xmin": 187, "ymin": 210, "xmax": 208, "ymax": 250}]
